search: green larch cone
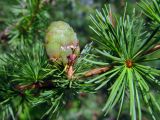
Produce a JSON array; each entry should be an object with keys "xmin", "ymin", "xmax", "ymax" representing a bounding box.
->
[{"xmin": 45, "ymin": 21, "xmax": 80, "ymax": 65}]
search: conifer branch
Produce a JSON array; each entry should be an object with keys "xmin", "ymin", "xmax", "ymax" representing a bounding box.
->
[
  {"xmin": 14, "ymin": 42, "xmax": 160, "ymax": 92},
  {"xmin": 15, "ymin": 42, "xmax": 160, "ymax": 91},
  {"xmin": 84, "ymin": 65, "xmax": 113, "ymax": 77},
  {"xmin": 142, "ymin": 44, "xmax": 160, "ymax": 55},
  {"xmin": 83, "ymin": 43, "xmax": 160, "ymax": 78},
  {"xmin": 15, "ymin": 81, "xmax": 54, "ymax": 91}
]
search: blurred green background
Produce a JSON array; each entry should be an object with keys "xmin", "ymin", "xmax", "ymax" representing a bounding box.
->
[
  {"xmin": 0, "ymin": 0, "xmax": 158, "ymax": 120},
  {"xmin": 0, "ymin": 0, "xmax": 140, "ymax": 46}
]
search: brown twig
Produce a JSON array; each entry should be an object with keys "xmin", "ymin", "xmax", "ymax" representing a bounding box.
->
[
  {"xmin": 84, "ymin": 65, "xmax": 113, "ymax": 77},
  {"xmin": 15, "ymin": 81, "xmax": 54, "ymax": 91},
  {"xmin": 142, "ymin": 44, "xmax": 160, "ymax": 55},
  {"xmin": 66, "ymin": 53, "xmax": 77, "ymax": 79}
]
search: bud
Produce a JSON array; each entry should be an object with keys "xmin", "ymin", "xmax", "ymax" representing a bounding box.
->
[{"xmin": 45, "ymin": 21, "xmax": 80, "ymax": 65}]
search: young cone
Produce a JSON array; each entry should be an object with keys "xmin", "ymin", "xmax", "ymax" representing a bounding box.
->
[{"xmin": 45, "ymin": 21, "xmax": 80, "ymax": 65}]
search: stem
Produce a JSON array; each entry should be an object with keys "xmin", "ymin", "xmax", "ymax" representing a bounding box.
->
[
  {"xmin": 15, "ymin": 81, "xmax": 54, "ymax": 91},
  {"xmin": 142, "ymin": 44, "xmax": 160, "ymax": 55},
  {"xmin": 84, "ymin": 65, "xmax": 113, "ymax": 77}
]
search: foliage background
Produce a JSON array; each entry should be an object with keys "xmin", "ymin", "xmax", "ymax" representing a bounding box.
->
[{"xmin": 0, "ymin": 0, "xmax": 159, "ymax": 120}]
